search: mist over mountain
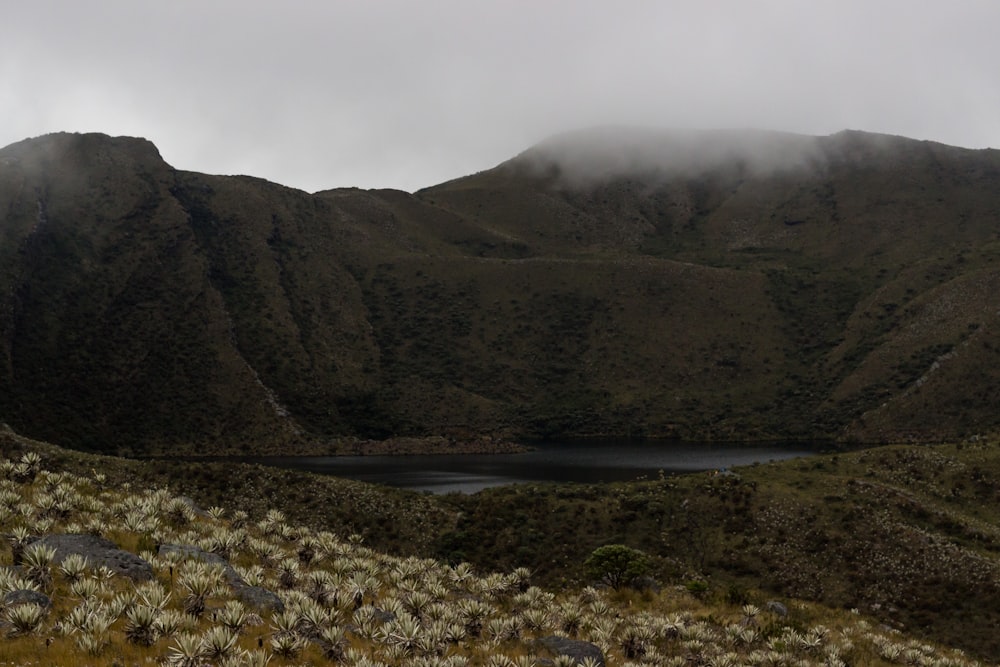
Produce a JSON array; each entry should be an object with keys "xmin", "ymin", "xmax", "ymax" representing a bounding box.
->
[
  {"xmin": 1, "ymin": 128, "xmax": 999, "ymax": 455},
  {"xmin": 510, "ymin": 127, "xmax": 829, "ymax": 185}
]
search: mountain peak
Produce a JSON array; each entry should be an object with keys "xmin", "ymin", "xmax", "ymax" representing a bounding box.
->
[{"xmin": 0, "ymin": 132, "xmax": 167, "ymax": 174}]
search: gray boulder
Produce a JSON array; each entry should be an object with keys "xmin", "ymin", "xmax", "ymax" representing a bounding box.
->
[
  {"xmin": 37, "ymin": 534, "xmax": 152, "ymax": 581},
  {"xmin": 158, "ymin": 544, "xmax": 239, "ymax": 584},
  {"xmin": 372, "ymin": 607, "xmax": 397, "ymax": 624},
  {"xmin": 632, "ymin": 575, "xmax": 661, "ymax": 594},
  {"xmin": 537, "ymin": 636, "xmax": 606, "ymax": 666},
  {"xmin": 159, "ymin": 543, "xmax": 284, "ymax": 613},
  {"xmin": 2, "ymin": 589, "xmax": 51, "ymax": 608},
  {"xmin": 233, "ymin": 584, "xmax": 285, "ymax": 613},
  {"xmin": 158, "ymin": 543, "xmax": 226, "ymax": 566},
  {"xmin": 175, "ymin": 496, "xmax": 209, "ymax": 517},
  {"xmin": 766, "ymin": 600, "xmax": 788, "ymax": 617}
]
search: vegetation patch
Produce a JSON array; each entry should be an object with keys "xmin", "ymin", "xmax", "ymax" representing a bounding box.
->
[{"xmin": 0, "ymin": 443, "xmax": 990, "ymax": 667}]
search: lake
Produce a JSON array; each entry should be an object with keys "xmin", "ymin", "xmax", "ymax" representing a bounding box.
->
[{"xmin": 243, "ymin": 440, "xmax": 820, "ymax": 494}]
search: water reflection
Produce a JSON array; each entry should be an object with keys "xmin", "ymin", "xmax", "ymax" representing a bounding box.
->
[{"xmin": 244, "ymin": 440, "xmax": 819, "ymax": 494}]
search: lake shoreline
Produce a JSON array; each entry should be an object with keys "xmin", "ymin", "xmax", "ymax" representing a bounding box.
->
[
  {"xmin": 266, "ymin": 436, "xmax": 846, "ymax": 458},
  {"xmin": 324, "ymin": 436, "xmax": 532, "ymax": 456},
  {"xmin": 210, "ymin": 440, "xmax": 825, "ymax": 494}
]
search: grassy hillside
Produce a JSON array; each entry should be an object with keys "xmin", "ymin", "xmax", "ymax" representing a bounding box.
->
[
  {"xmin": 437, "ymin": 440, "xmax": 1000, "ymax": 658},
  {"xmin": 4, "ymin": 426, "xmax": 1000, "ymax": 658},
  {"xmin": 2, "ymin": 431, "xmax": 999, "ymax": 664},
  {"xmin": 2, "ymin": 129, "xmax": 1000, "ymax": 453}
]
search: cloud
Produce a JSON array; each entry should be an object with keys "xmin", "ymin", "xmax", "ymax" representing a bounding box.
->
[{"xmin": 2, "ymin": 1, "xmax": 998, "ymax": 191}]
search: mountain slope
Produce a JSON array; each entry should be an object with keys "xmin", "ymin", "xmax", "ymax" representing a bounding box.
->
[
  {"xmin": 1, "ymin": 129, "xmax": 999, "ymax": 454},
  {"xmin": 422, "ymin": 128, "xmax": 1000, "ymax": 441}
]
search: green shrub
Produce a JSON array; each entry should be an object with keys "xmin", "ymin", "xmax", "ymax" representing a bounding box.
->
[
  {"xmin": 583, "ymin": 544, "xmax": 649, "ymax": 589},
  {"xmin": 685, "ymin": 579, "xmax": 709, "ymax": 596}
]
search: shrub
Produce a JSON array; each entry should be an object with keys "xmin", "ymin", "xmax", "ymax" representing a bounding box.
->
[
  {"xmin": 125, "ymin": 604, "xmax": 160, "ymax": 646},
  {"xmin": 583, "ymin": 544, "xmax": 649, "ymax": 589},
  {"xmin": 5, "ymin": 603, "xmax": 47, "ymax": 636},
  {"xmin": 685, "ymin": 579, "xmax": 709, "ymax": 596}
]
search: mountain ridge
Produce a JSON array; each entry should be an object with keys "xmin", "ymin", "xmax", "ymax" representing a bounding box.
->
[{"xmin": 2, "ymin": 129, "xmax": 1000, "ymax": 454}]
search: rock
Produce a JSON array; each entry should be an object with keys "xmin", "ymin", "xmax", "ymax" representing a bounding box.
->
[
  {"xmin": 233, "ymin": 584, "xmax": 285, "ymax": 613},
  {"xmin": 766, "ymin": 600, "xmax": 788, "ymax": 617},
  {"xmin": 536, "ymin": 636, "xmax": 606, "ymax": 667},
  {"xmin": 159, "ymin": 544, "xmax": 284, "ymax": 613},
  {"xmin": 632, "ymin": 575, "xmax": 661, "ymax": 594},
  {"xmin": 158, "ymin": 544, "xmax": 239, "ymax": 585},
  {"xmin": 37, "ymin": 534, "xmax": 152, "ymax": 581},
  {"xmin": 175, "ymin": 496, "xmax": 209, "ymax": 517},
  {"xmin": 158, "ymin": 543, "xmax": 226, "ymax": 565},
  {"xmin": 372, "ymin": 607, "xmax": 397, "ymax": 624},
  {"xmin": 344, "ymin": 607, "xmax": 395, "ymax": 639},
  {"xmin": 2, "ymin": 589, "xmax": 51, "ymax": 608}
]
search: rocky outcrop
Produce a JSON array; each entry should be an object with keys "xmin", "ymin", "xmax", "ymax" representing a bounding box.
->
[
  {"xmin": 159, "ymin": 544, "xmax": 232, "ymax": 578},
  {"xmin": 159, "ymin": 543, "xmax": 284, "ymax": 613},
  {"xmin": 37, "ymin": 534, "xmax": 152, "ymax": 581},
  {"xmin": 233, "ymin": 584, "xmax": 285, "ymax": 613},
  {"xmin": 536, "ymin": 636, "xmax": 606, "ymax": 666},
  {"xmin": 766, "ymin": 600, "xmax": 788, "ymax": 617},
  {"xmin": 2, "ymin": 589, "xmax": 51, "ymax": 608}
]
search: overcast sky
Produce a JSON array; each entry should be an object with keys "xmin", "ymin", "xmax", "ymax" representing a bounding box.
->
[{"xmin": 2, "ymin": 1, "xmax": 998, "ymax": 192}]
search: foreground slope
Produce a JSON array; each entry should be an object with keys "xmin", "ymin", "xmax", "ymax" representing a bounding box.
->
[
  {"xmin": 4, "ymin": 427, "xmax": 1000, "ymax": 659},
  {"xmin": 3, "ymin": 443, "xmax": 987, "ymax": 666},
  {"xmin": 2, "ymin": 130, "xmax": 1000, "ymax": 453}
]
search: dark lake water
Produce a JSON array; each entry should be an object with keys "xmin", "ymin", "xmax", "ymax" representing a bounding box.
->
[{"xmin": 242, "ymin": 440, "xmax": 820, "ymax": 494}]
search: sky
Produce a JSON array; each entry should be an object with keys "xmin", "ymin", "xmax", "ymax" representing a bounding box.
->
[{"xmin": 2, "ymin": 1, "xmax": 998, "ymax": 193}]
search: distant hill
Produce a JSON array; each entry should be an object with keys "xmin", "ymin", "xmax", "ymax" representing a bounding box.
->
[{"xmin": 1, "ymin": 129, "xmax": 999, "ymax": 454}]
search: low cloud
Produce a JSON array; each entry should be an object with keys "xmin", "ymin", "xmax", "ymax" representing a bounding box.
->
[{"xmin": 512, "ymin": 126, "xmax": 831, "ymax": 187}]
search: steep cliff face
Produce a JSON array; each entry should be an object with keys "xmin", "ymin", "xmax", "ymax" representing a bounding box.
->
[
  {"xmin": 1, "ymin": 130, "xmax": 999, "ymax": 454},
  {"xmin": 0, "ymin": 135, "xmax": 299, "ymax": 452}
]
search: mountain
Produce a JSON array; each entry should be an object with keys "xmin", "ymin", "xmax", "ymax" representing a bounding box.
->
[{"xmin": 1, "ymin": 129, "xmax": 999, "ymax": 454}]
